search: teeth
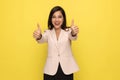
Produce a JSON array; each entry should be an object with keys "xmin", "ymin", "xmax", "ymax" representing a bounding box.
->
[{"xmin": 55, "ymin": 23, "xmax": 60, "ymax": 25}]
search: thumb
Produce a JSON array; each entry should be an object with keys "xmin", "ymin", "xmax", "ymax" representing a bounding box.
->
[
  {"xmin": 71, "ymin": 19, "xmax": 74, "ymax": 26},
  {"xmin": 37, "ymin": 23, "xmax": 40, "ymax": 29},
  {"xmin": 37, "ymin": 23, "xmax": 41, "ymax": 31}
]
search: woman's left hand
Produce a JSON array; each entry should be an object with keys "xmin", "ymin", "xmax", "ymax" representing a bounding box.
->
[{"xmin": 70, "ymin": 20, "xmax": 79, "ymax": 36}]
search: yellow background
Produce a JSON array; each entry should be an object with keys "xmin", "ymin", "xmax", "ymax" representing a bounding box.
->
[{"xmin": 0, "ymin": 0, "xmax": 120, "ymax": 80}]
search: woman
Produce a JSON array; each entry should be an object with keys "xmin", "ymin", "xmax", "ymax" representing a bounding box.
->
[{"xmin": 33, "ymin": 6, "xmax": 79, "ymax": 80}]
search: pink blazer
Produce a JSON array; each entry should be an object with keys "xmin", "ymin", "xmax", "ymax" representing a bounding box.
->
[{"xmin": 37, "ymin": 28, "xmax": 79, "ymax": 75}]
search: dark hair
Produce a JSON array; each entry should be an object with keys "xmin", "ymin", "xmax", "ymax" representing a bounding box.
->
[{"xmin": 48, "ymin": 6, "xmax": 67, "ymax": 30}]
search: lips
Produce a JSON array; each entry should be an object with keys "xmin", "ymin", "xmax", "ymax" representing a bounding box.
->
[{"xmin": 54, "ymin": 22, "xmax": 61, "ymax": 26}]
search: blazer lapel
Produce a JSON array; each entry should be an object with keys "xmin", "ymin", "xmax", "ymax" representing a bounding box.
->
[
  {"xmin": 51, "ymin": 28, "xmax": 64, "ymax": 48},
  {"xmin": 58, "ymin": 29, "xmax": 64, "ymax": 43},
  {"xmin": 51, "ymin": 28, "xmax": 57, "ymax": 43}
]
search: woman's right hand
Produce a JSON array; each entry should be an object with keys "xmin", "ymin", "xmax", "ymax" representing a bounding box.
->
[{"xmin": 33, "ymin": 23, "xmax": 42, "ymax": 40}]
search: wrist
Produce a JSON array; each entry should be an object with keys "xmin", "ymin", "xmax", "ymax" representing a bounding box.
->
[{"xmin": 71, "ymin": 32, "xmax": 77, "ymax": 37}]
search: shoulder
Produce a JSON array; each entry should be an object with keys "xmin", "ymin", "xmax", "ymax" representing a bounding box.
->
[
  {"xmin": 43, "ymin": 29, "xmax": 50, "ymax": 33},
  {"xmin": 41, "ymin": 29, "xmax": 51, "ymax": 36},
  {"xmin": 63, "ymin": 27, "xmax": 72, "ymax": 33}
]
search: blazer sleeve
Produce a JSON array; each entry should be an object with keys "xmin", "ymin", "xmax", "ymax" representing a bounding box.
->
[
  {"xmin": 36, "ymin": 30, "xmax": 49, "ymax": 43},
  {"xmin": 68, "ymin": 28, "xmax": 78, "ymax": 40}
]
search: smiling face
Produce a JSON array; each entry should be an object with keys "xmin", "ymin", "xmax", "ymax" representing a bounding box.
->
[{"xmin": 52, "ymin": 11, "xmax": 64, "ymax": 29}]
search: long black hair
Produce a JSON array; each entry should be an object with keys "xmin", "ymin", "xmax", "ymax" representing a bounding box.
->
[{"xmin": 48, "ymin": 6, "xmax": 67, "ymax": 30}]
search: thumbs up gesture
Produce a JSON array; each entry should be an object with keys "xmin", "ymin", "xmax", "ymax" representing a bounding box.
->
[
  {"xmin": 33, "ymin": 23, "xmax": 42, "ymax": 40},
  {"xmin": 71, "ymin": 20, "xmax": 79, "ymax": 36}
]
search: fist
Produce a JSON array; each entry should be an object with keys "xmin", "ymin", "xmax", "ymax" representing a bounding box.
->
[
  {"xmin": 33, "ymin": 23, "xmax": 42, "ymax": 40},
  {"xmin": 71, "ymin": 20, "xmax": 79, "ymax": 36}
]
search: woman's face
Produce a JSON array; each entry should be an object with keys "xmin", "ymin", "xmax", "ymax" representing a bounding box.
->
[{"xmin": 52, "ymin": 11, "xmax": 64, "ymax": 29}]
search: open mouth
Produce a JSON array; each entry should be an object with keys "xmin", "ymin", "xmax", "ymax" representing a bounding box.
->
[{"xmin": 54, "ymin": 22, "xmax": 61, "ymax": 26}]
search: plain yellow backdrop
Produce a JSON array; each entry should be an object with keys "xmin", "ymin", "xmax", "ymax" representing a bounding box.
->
[{"xmin": 0, "ymin": 0, "xmax": 120, "ymax": 80}]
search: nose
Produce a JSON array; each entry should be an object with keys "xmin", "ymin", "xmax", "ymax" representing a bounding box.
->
[{"xmin": 55, "ymin": 17, "xmax": 59, "ymax": 21}]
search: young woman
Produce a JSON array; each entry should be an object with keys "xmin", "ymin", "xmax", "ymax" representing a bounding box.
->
[{"xmin": 33, "ymin": 6, "xmax": 79, "ymax": 80}]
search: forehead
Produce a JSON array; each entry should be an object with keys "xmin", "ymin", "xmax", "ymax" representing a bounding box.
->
[{"xmin": 53, "ymin": 11, "xmax": 62, "ymax": 16}]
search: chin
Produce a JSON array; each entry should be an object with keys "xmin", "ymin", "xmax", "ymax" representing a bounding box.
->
[{"xmin": 54, "ymin": 26, "xmax": 61, "ymax": 29}]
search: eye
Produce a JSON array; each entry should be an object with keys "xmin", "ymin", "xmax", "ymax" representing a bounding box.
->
[
  {"xmin": 58, "ymin": 15, "xmax": 63, "ymax": 18},
  {"xmin": 52, "ymin": 16, "xmax": 56, "ymax": 18}
]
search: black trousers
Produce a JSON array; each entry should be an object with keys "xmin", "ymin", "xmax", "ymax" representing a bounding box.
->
[{"xmin": 44, "ymin": 63, "xmax": 73, "ymax": 80}]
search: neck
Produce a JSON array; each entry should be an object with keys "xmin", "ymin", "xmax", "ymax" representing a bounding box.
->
[
  {"xmin": 54, "ymin": 28, "xmax": 61, "ymax": 33},
  {"xmin": 54, "ymin": 28, "xmax": 61, "ymax": 40}
]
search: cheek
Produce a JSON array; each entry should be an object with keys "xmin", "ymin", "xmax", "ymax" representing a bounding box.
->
[
  {"xmin": 60, "ymin": 18, "xmax": 64, "ymax": 24},
  {"xmin": 51, "ymin": 19, "xmax": 54, "ymax": 24}
]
